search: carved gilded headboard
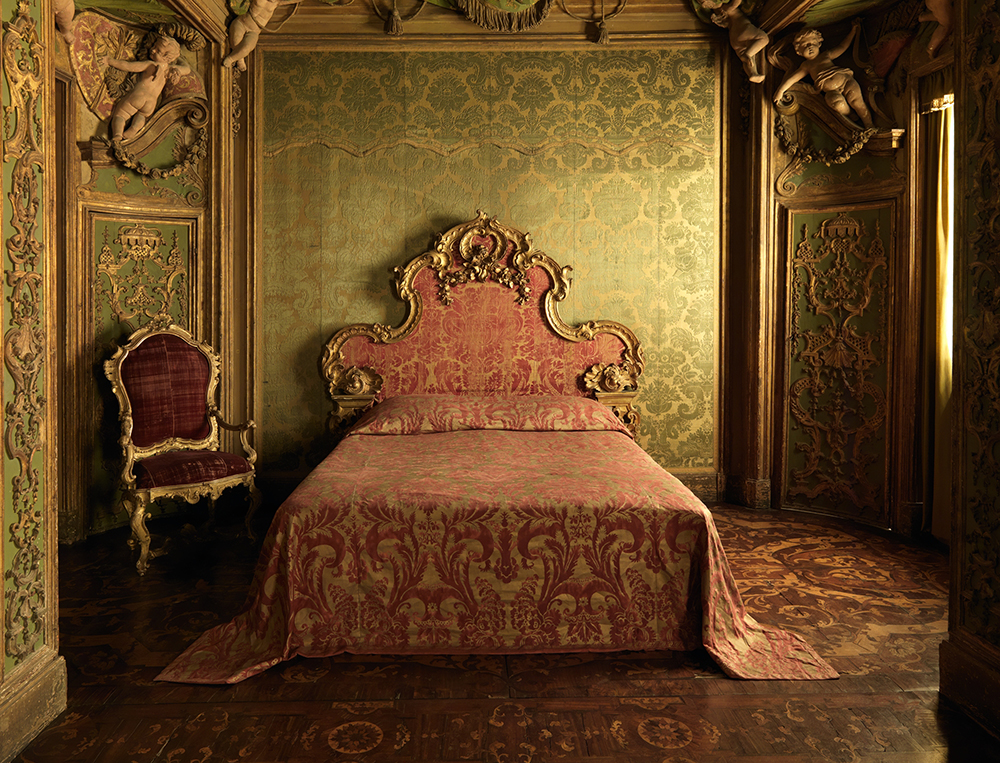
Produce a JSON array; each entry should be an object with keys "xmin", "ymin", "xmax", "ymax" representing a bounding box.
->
[{"xmin": 320, "ymin": 212, "xmax": 645, "ymax": 433}]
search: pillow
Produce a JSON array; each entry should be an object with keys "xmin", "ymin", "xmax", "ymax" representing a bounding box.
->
[{"xmin": 348, "ymin": 394, "xmax": 634, "ymax": 438}]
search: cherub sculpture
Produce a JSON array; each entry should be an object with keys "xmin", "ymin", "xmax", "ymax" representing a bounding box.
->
[
  {"xmin": 222, "ymin": 0, "xmax": 305, "ymax": 71},
  {"xmin": 54, "ymin": 0, "xmax": 75, "ymax": 44},
  {"xmin": 773, "ymin": 21, "xmax": 874, "ymax": 129},
  {"xmin": 105, "ymin": 33, "xmax": 191, "ymax": 141},
  {"xmin": 920, "ymin": 0, "xmax": 952, "ymax": 58},
  {"xmin": 700, "ymin": 0, "xmax": 769, "ymax": 83}
]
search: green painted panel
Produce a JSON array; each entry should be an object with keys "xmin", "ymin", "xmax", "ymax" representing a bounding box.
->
[{"xmin": 784, "ymin": 206, "xmax": 892, "ymax": 525}]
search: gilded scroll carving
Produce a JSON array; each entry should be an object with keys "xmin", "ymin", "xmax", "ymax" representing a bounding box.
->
[
  {"xmin": 95, "ymin": 222, "xmax": 189, "ymax": 328},
  {"xmin": 2, "ymin": 2, "xmax": 47, "ymax": 661},
  {"xmin": 785, "ymin": 212, "xmax": 888, "ymax": 522},
  {"xmin": 961, "ymin": 2, "xmax": 1000, "ymax": 643}
]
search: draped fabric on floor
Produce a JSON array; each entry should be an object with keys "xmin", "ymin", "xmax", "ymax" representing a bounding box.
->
[{"xmin": 157, "ymin": 396, "xmax": 837, "ymax": 684}]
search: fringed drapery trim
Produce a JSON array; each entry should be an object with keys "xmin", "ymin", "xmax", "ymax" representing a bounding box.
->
[{"xmin": 456, "ymin": 0, "xmax": 553, "ymax": 33}]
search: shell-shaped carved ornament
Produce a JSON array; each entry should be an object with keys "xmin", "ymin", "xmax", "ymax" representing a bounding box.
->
[{"xmin": 584, "ymin": 363, "xmax": 629, "ymax": 393}]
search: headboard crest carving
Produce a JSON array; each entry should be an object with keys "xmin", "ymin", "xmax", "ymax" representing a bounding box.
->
[{"xmin": 321, "ymin": 211, "xmax": 645, "ymax": 433}]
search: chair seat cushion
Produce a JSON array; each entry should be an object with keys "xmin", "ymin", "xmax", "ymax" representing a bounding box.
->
[{"xmin": 135, "ymin": 450, "xmax": 252, "ymax": 490}]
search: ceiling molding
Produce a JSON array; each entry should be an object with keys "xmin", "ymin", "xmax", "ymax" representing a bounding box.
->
[
  {"xmin": 757, "ymin": 0, "xmax": 817, "ymax": 34},
  {"xmin": 159, "ymin": 0, "xmax": 229, "ymax": 41}
]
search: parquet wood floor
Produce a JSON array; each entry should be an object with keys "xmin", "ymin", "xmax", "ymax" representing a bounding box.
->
[{"xmin": 14, "ymin": 504, "xmax": 1000, "ymax": 762}]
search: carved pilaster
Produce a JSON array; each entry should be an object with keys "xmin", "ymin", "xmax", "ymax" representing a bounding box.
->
[
  {"xmin": 1, "ymin": 0, "xmax": 68, "ymax": 758},
  {"xmin": 942, "ymin": 0, "xmax": 1000, "ymax": 735},
  {"xmin": 3, "ymin": 0, "xmax": 48, "ymax": 665}
]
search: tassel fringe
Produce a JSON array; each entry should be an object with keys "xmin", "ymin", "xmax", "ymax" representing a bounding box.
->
[{"xmin": 456, "ymin": 0, "xmax": 553, "ymax": 33}]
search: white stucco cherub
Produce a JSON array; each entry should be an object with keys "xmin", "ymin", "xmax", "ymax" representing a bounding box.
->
[
  {"xmin": 222, "ymin": 0, "xmax": 305, "ymax": 71},
  {"xmin": 54, "ymin": 0, "xmax": 75, "ymax": 44},
  {"xmin": 105, "ymin": 34, "xmax": 191, "ymax": 141},
  {"xmin": 773, "ymin": 21, "xmax": 874, "ymax": 129},
  {"xmin": 700, "ymin": 0, "xmax": 769, "ymax": 83}
]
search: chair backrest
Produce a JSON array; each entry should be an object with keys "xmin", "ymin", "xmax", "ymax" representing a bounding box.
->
[{"xmin": 106, "ymin": 322, "xmax": 221, "ymax": 456}]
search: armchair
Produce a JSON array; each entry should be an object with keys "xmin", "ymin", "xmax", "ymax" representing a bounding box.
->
[{"xmin": 104, "ymin": 319, "xmax": 261, "ymax": 575}]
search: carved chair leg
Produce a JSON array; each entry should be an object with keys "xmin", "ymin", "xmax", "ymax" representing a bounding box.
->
[
  {"xmin": 126, "ymin": 495, "xmax": 153, "ymax": 576},
  {"xmin": 245, "ymin": 481, "xmax": 262, "ymax": 542}
]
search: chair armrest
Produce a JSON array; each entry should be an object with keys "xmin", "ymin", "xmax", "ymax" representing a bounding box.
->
[{"xmin": 209, "ymin": 405, "xmax": 257, "ymax": 466}]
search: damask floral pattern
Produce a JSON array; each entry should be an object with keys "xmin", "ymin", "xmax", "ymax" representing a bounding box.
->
[
  {"xmin": 260, "ymin": 48, "xmax": 719, "ymax": 476},
  {"xmin": 157, "ymin": 397, "xmax": 835, "ymax": 685},
  {"xmin": 350, "ymin": 395, "xmax": 634, "ymax": 437}
]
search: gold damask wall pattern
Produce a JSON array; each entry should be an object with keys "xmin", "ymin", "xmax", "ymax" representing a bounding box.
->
[
  {"xmin": 260, "ymin": 49, "xmax": 719, "ymax": 477},
  {"xmin": 2, "ymin": 0, "xmax": 48, "ymax": 666},
  {"xmin": 783, "ymin": 208, "xmax": 891, "ymax": 527}
]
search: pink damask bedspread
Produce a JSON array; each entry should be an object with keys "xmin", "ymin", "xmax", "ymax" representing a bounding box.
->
[{"xmin": 157, "ymin": 395, "xmax": 837, "ymax": 684}]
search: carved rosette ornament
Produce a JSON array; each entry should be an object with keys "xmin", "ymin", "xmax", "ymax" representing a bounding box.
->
[
  {"xmin": 2, "ymin": 2, "xmax": 47, "ymax": 661},
  {"xmin": 321, "ymin": 212, "xmax": 644, "ymax": 430}
]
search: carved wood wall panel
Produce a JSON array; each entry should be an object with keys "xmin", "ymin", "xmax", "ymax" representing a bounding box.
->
[
  {"xmin": 779, "ymin": 205, "xmax": 895, "ymax": 528},
  {"xmin": 940, "ymin": 0, "xmax": 1000, "ymax": 693},
  {"xmin": 939, "ymin": 0, "xmax": 1000, "ymax": 735}
]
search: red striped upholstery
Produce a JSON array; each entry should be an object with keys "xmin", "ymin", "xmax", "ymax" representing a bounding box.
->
[
  {"xmin": 134, "ymin": 450, "xmax": 252, "ymax": 489},
  {"xmin": 121, "ymin": 334, "xmax": 212, "ymax": 448}
]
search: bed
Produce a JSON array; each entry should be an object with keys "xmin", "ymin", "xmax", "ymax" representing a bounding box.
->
[{"xmin": 156, "ymin": 213, "xmax": 837, "ymax": 684}]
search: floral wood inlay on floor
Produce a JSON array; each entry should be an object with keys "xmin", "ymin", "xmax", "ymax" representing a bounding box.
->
[{"xmin": 15, "ymin": 504, "xmax": 1000, "ymax": 762}]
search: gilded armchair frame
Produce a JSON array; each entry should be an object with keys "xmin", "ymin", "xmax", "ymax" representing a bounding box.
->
[{"xmin": 104, "ymin": 319, "xmax": 261, "ymax": 574}]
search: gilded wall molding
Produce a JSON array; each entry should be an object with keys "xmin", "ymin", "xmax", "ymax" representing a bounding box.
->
[{"xmin": 2, "ymin": 0, "xmax": 47, "ymax": 662}]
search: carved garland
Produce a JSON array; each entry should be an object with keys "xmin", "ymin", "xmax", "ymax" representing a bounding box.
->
[
  {"xmin": 2, "ymin": 2, "xmax": 47, "ymax": 661},
  {"xmin": 109, "ymin": 103, "xmax": 208, "ymax": 180},
  {"xmin": 774, "ymin": 112, "xmax": 877, "ymax": 167}
]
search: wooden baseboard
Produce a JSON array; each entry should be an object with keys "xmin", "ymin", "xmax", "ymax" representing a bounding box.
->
[
  {"xmin": 724, "ymin": 476, "xmax": 771, "ymax": 509},
  {"xmin": 940, "ymin": 631, "xmax": 1000, "ymax": 738},
  {"xmin": 0, "ymin": 649, "xmax": 67, "ymax": 763},
  {"xmin": 671, "ymin": 470, "xmax": 723, "ymax": 502}
]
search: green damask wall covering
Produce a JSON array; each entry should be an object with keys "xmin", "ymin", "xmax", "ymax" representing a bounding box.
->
[{"xmin": 259, "ymin": 48, "xmax": 719, "ymax": 478}]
